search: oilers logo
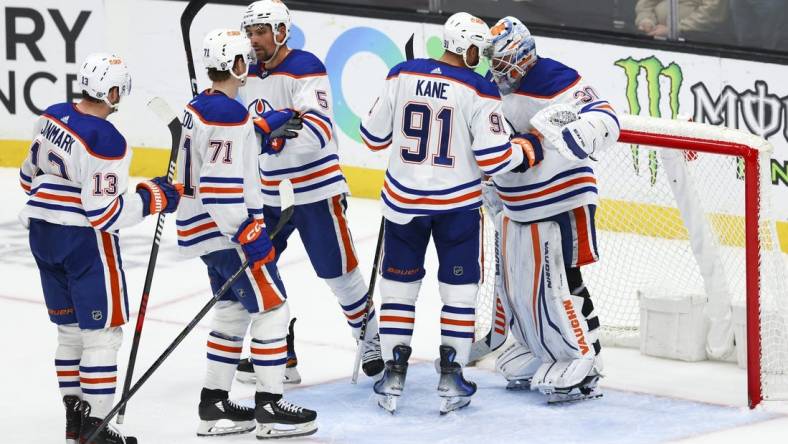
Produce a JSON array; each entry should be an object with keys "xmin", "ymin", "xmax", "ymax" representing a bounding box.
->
[{"xmin": 248, "ymin": 98, "xmax": 274, "ymax": 118}]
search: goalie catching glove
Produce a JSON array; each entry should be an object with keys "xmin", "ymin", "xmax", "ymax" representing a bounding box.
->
[
  {"xmin": 529, "ymin": 102, "xmax": 620, "ymax": 161},
  {"xmin": 136, "ymin": 176, "xmax": 184, "ymax": 216},
  {"xmin": 232, "ymin": 216, "xmax": 276, "ymax": 270},
  {"xmin": 253, "ymin": 109, "xmax": 303, "ymax": 155}
]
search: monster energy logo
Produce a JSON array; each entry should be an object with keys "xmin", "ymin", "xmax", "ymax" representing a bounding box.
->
[{"xmin": 615, "ymin": 56, "xmax": 684, "ymax": 185}]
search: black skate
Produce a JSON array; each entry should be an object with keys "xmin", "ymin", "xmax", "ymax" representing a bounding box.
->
[
  {"xmin": 373, "ymin": 344, "xmax": 411, "ymax": 413},
  {"xmin": 63, "ymin": 395, "xmax": 82, "ymax": 444},
  {"xmin": 197, "ymin": 388, "xmax": 255, "ymax": 436},
  {"xmin": 237, "ymin": 319, "xmax": 301, "ymax": 385},
  {"xmin": 437, "ymin": 345, "xmax": 476, "ymax": 415},
  {"xmin": 79, "ymin": 401, "xmax": 137, "ymax": 444},
  {"xmin": 254, "ymin": 392, "xmax": 317, "ymax": 439},
  {"xmin": 361, "ymin": 333, "xmax": 384, "ymax": 377}
]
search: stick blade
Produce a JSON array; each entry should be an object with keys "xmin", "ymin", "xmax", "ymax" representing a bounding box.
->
[
  {"xmin": 279, "ymin": 179, "xmax": 295, "ymax": 210},
  {"xmin": 147, "ymin": 97, "xmax": 178, "ymax": 124}
]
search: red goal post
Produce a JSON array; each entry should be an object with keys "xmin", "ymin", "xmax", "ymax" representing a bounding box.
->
[{"xmin": 601, "ymin": 114, "xmax": 787, "ymax": 408}]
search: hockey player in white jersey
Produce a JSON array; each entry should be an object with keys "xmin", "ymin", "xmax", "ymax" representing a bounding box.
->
[
  {"xmin": 177, "ymin": 29, "xmax": 316, "ymax": 439},
  {"xmin": 360, "ymin": 12, "xmax": 543, "ymax": 414},
  {"xmin": 485, "ymin": 16, "xmax": 621, "ymax": 403},
  {"xmin": 19, "ymin": 53, "xmax": 183, "ymax": 443},
  {"xmin": 236, "ymin": 0, "xmax": 384, "ymax": 384}
]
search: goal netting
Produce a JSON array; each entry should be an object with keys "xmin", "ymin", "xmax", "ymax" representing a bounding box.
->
[{"xmin": 474, "ymin": 114, "xmax": 788, "ymax": 408}]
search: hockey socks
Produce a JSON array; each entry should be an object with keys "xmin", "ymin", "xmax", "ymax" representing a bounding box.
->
[
  {"xmin": 440, "ymin": 304, "xmax": 475, "ymax": 366},
  {"xmin": 379, "ymin": 302, "xmax": 416, "ymax": 362},
  {"xmin": 204, "ymin": 331, "xmax": 243, "ymax": 391},
  {"xmin": 251, "ymin": 337, "xmax": 287, "ymax": 395}
]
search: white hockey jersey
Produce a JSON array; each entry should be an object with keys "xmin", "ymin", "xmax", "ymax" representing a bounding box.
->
[
  {"xmin": 239, "ymin": 49, "xmax": 348, "ymax": 206},
  {"xmin": 493, "ymin": 57, "xmax": 620, "ymax": 222},
  {"xmin": 360, "ymin": 58, "xmax": 525, "ymax": 224},
  {"xmin": 175, "ymin": 90, "xmax": 266, "ymax": 258},
  {"xmin": 18, "ymin": 103, "xmax": 145, "ymax": 231}
]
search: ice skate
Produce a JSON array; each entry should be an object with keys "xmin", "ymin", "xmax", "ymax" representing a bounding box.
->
[
  {"xmin": 373, "ymin": 344, "xmax": 411, "ymax": 413},
  {"xmin": 544, "ymin": 373, "xmax": 603, "ymax": 404},
  {"xmin": 361, "ymin": 333, "xmax": 384, "ymax": 378},
  {"xmin": 196, "ymin": 388, "xmax": 255, "ymax": 436},
  {"xmin": 437, "ymin": 345, "xmax": 476, "ymax": 415},
  {"xmin": 63, "ymin": 395, "xmax": 81, "ymax": 444},
  {"xmin": 254, "ymin": 392, "xmax": 317, "ymax": 439},
  {"xmin": 79, "ymin": 401, "xmax": 137, "ymax": 444}
]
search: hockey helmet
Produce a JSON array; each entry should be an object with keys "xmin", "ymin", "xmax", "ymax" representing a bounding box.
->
[
  {"xmin": 78, "ymin": 53, "xmax": 131, "ymax": 110},
  {"xmin": 442, "ymin": 12, "xmax": 491, "ymax": 69},
  {"xmin": 241, "ymin": 0, "xmax": 291, "ymax": 45},
  {"xmin": 202, "ymin": 29, "xmax": 256, "ymax": 82}
]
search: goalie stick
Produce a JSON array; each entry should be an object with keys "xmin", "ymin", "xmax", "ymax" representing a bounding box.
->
[
  {"xmin": 351, "ymin": 34, "xmax": 415, "ymax": 383},
  {"xmin": 86, "ymin": 180, "xmax": 296, "ymax": 444},
  {"xmin": 116, "ymin": 97, "xmax": 181, "ymax": 424}
]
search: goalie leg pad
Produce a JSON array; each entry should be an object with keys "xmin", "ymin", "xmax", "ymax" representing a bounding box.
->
[
  {"xmin": 250, "ymin": 303, "xmax": 290, "ymax": 395},
  {"xmin": 495, "ymin": 341, "xmax": 541, "ymax": 387},
  {"xmin": 499, "ymin": 219, "xmax": 596, "ymax": 366},
  {"xmin": 439, "ymin": 282, "xmax": 478, "ymax": 366},
  {"xmin": 378, "ymin": 278, "xmax": 420, "ymax": 362},
  {"xmin": 326, "ymin": 268, "xmax": 377, "ymax": 340}
]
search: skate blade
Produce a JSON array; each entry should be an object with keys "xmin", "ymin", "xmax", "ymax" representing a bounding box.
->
[
  {"xmin": 505, "ymin": 379, "xmax": 532, "ymax": 391},
  {"xmin": 377, "ymin": 395, "xmax": 398, "ymax": 414},
  {"xmin": 256, "ymin": 420, "xmax": 317, "ymax": 439},
  {"xmin": 439, "ymin": 397, "xmax": 471, "ymax": 415},
  {"xmin": 547, "ymin": 389, "xmax": 603, "ymax": 404},
  {"xmin": 197, "ymin": 419, "xmax": 256, "ymax": 436},
  {"xmin": 66, "ymin": 439, "xmax": 78, "ymax": 444}
]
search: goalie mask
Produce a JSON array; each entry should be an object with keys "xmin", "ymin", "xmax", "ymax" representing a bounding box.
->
[
  {"xmin": 486, "ymin": 17, "xmax": 536, "ymax": 95},
  {"xmin": 78, "ymin": 53, "xmax": 131, "ymax": 111},
  {"xmin": 241, "ymin": 0, "xmax": 291, "ymax": 63},
  {"xmin": 442, "ymin": 12, "xmax": 491, "ymax": 69},
  {"xmin": 202, "ymin": 29, "xmax": 256, "ymax": 83}
]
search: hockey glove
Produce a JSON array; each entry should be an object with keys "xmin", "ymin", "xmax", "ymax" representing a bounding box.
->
[
  {"xmin": 529, "ymin": 103, "xmax": 584, "ymax": 160},
  {"xmin": 232, "ymin": 217, "xmax": 276, "ymax": 270},
  {"xmin": 253, "ymin": 109, "xmax": 303, "ymax": 155},
  {"xmin": 511, "ymin": 133, "xmax": 544, "ymax": 173},
  {"xmin": 136, "ymin": 176, "xmax": 184, "ymax": 216}
]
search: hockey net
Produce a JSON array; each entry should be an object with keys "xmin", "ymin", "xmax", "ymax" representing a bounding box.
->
[{"xmin": 474, "ymin": 114, "xmax": 788, "ymax": 408}]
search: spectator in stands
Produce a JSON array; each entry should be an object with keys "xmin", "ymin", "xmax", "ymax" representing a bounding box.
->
[
  {"xmin": 728, "ymin": 0, "xmax": 788, "ymax": 51},
  {"xmin": 635, "ymin": 0, "xmax": 727, "ymax": 39}
]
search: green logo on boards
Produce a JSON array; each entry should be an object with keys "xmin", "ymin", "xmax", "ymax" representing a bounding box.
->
[{"xmin": 615, "ymin": 56, "xmax": 684, "ymax": 184}]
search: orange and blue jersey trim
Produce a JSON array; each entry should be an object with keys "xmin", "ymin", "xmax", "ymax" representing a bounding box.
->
[{"xmin": 359, "ymin": 124, "xmax": 392, "ymax": 151}]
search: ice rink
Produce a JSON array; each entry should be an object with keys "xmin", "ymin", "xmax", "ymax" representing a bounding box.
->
[{"xmin": 2, "ymin": 167, "xmax": 787, "ymax": 443}]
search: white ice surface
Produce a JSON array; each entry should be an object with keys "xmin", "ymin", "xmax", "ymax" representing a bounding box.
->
[{"xmin": 1, "ymin": 167, "xmax": 786, "ymax": 443}]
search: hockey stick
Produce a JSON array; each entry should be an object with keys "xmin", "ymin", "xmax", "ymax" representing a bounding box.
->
[
  {"xmin": 350, "ymin": 218, "xmax": 385, "ymax": 383},
  {"xmin": 182, "ymin": 0, "xmax": 208, "ymax": 98},
  {"xmin": 350, "ymin": 34, "xmax": 414, "ymax": 383},
  {"xmin": 116, "ymin": 97, "xmax": 181, "ymax": 425},
  {"xmin": 116, "ymin": 0, "xmax": 205, "ymax": 424},
  {"xmin": 86, "ymin": 180, "xmax": 296, "ymax": 444}
]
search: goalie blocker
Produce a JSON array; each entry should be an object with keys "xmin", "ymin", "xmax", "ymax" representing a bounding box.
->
[{"xmin": 496, "ymin": 213, "xmax": 603, "ymax": 403}]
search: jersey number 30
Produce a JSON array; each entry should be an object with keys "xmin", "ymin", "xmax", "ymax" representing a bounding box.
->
[{"xmin": 400, "ymin": 102, "xmax": 454, "ymax": 167}]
